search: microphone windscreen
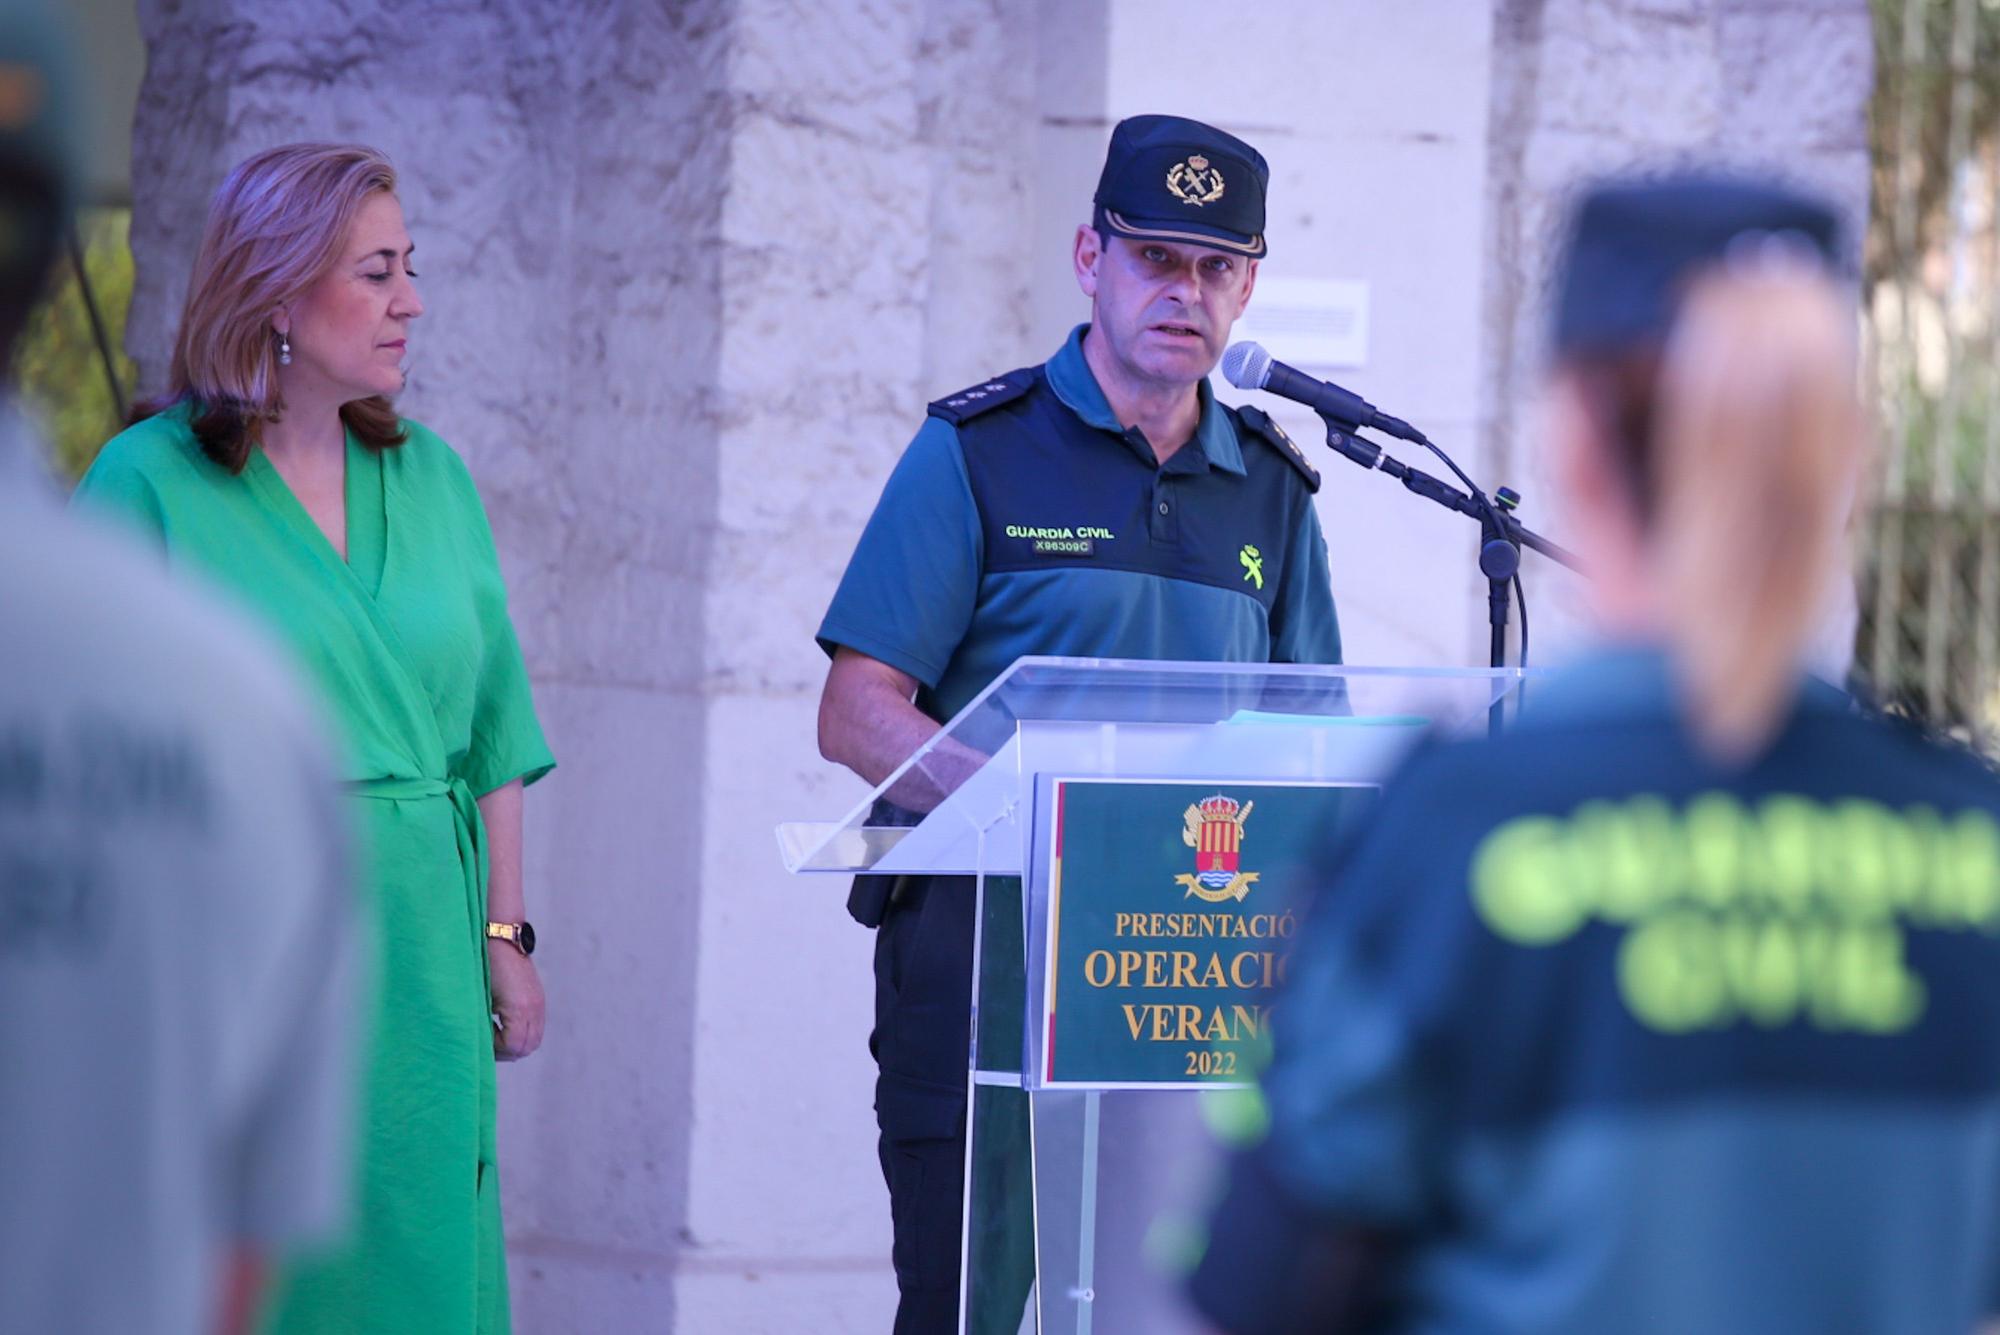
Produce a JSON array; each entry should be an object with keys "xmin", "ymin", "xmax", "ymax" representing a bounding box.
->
[{"xmin": 1221, "ymin": 341, "xmax": 1270, "ymax": 391}]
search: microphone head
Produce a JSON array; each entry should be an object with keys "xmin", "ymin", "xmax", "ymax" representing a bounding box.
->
[{"xmin": 1221, "ymin": 341, "xmax": 1271, "ymax": 391}]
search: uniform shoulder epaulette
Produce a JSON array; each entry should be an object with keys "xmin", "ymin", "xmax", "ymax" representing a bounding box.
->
[
  {"xmin": 927, "ymin": 367, "xmax": 1037, "ymax": 425},
  {"xmin": 1235, "ymin": 404, "xmax": 1321, "ymax": 493}
]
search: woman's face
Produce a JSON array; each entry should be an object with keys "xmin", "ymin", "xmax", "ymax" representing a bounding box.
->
[{"xmin": 279, "ymin": 191, "xmax": 423, "ymax": 404}]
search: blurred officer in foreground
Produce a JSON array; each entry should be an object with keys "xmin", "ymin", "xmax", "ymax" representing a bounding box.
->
[
  {"xmin": 0, "ymin": 9, "xmax": 360, "ymax": 1335},
  {"xmin": 1187, "ymin": 174, "xmax": 2000, "ymax": 1334}
]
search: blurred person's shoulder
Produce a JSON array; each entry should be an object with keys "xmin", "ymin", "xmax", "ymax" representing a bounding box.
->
[
  {"xmin": 0, "ymin": 410, "xmax": 357, "ymax": 1330},
  {"xmin": 2, "ymin": 405, "xmax": 349, "ymax": 986},
  {"xmin": 4, "ymin": 416, "xmax": 335, "ymax": 759},
  {"xmin": 1817, "ymin": 695, "xmax": 2000, "ymax": 814},
  {"xmin": 1380, "ymin": 649, "xmax": 2000, "ymax": 822}
]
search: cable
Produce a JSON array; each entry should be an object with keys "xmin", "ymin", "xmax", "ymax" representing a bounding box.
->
[
  {"xmin": 68, "ymin": 219, "xmax": 127, "ymax": 425},
  {"xmin": 1512, "ymin": 572, "xmax": 1529, "ymax": 668}
]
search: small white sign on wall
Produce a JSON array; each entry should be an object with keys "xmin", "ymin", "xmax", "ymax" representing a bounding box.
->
[{"xmin": 1227, "ymin": 277, "xmax": 1370, "ymax": 370}]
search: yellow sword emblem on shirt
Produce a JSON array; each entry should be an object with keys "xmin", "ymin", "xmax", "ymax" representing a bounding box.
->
[{"xmin": 1239, "ymin": 544, "xmax": 1264, "ymax": 589}]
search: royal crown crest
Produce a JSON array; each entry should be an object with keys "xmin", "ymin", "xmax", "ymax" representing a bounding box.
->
[
  {"xmin": 1176, "ymin": 794, "xmax": 1259, "ymax": 902},
  {"xmin": 1165, "ymin": 154, "xmax": 1226, "ymax": 207}
]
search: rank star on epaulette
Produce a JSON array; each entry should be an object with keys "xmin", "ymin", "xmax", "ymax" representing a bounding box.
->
[
  {"xmin": 1235, "ymin": 404, "xmax": 1322, "ymax": 491},
  {"xmin": 945, "ymin": 381, "xmax": 1012, "ymax": 409},
  {"xmin": 929, "ymin": 370, "xmax": 1035, "ymax": 424}
]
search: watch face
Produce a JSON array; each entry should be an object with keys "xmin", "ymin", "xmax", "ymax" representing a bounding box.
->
[{"xmin": 518, "ymin": 921, "xmax": 536, "ymax": 956}]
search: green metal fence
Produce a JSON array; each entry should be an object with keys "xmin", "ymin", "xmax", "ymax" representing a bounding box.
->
[{"xmin": 1859, "ymin": 0, "xmax": 2000, "ymax": 742}]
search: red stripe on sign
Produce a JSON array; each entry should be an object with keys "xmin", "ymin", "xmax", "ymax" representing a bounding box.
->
[
  {"xmin": 1054, "ymin": 784, "xmax": 1067, "ymax": 859},
  {"xmin": 1046, "ymin": 1013, "xmax": 1057, "ymax": 1081}
]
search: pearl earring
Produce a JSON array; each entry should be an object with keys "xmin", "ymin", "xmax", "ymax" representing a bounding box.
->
[{"xmin": 279, "ymin": 334, "xmax": 292, "ymax": 366}]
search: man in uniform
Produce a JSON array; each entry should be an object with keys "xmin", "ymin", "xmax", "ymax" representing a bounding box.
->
[
  {"xmin": 816, "ymin": 114, "xmax": 1342, "ymax": 1333},
  {"xmin": 0, "ymin": 10, "xmax": 360, "ymax": 1333}
]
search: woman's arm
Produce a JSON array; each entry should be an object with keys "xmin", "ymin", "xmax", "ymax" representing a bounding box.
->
[{"xmin": 478, "ymin": 778, "xmax": 544, "ymax": 1060}]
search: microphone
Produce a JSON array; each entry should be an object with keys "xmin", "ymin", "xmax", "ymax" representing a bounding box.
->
[{"xmin": 1221, "ymin": 342, "xmax": 1423, "ymax": 445}]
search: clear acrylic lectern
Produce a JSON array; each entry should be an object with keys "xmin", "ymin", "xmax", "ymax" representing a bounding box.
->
[{"xmin": 779, "ymin": 658, "xmax": 1532, "ymax": 1334}]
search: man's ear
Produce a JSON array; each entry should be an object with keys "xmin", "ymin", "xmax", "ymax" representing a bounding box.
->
[
  {"xmin": 1548, "ymin": 377, "xmax": 1616, "ymax": 516},
  {"xmin": 1546, "ymin": 372, "xmax": 1650, "ymax": 576},
  {"xmin": 1073, "ymin": 223, "xmax": 1103, "ymax": 299}
]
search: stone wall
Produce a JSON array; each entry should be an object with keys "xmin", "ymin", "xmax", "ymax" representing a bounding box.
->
[
  {"xmin": 1481, "ymin": 0, "xmax": 1875, "ymax": 662},
  {"xmin": 498, "ymin": 6, "xmax": 731, "ymax": 1332},
  {"xmin": 677, "ymin": 0, "xmax": 1041, "ymax": 1327}
]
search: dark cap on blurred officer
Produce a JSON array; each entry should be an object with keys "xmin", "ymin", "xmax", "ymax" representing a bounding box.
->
[{"xmin": 1553, "ymin": 174, "xmax": 1843, "ymax": 355}]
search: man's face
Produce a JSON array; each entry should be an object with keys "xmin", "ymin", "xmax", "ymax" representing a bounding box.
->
[{"xmin": 1074, "ymin": 229, "xmax": 1258, "ymax": 389}]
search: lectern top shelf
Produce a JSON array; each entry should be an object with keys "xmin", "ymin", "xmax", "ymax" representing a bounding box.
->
[{"xmin": 776, "ymin": 657, "xmax": 1535, "ymax": 876}]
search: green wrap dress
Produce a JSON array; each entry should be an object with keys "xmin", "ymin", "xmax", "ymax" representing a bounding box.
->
[{"xmin": 73, "ymin": 406, "xmax": 554, "ymax": 1334}]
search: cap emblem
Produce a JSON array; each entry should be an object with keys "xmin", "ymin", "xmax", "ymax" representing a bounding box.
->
[{"xmin": 1165, "ymin": 154, "xmax": 1225, "ymax": 207}]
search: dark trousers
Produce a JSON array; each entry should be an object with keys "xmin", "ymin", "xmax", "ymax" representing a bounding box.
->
[{"xmin": 871, "ymin": 874, "xmax": 1036, "ymax": 1334}]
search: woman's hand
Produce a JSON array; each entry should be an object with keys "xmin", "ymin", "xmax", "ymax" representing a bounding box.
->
[
  {"xmin": 488, "ymin": 940, "xmax": 545, "ymax": 1060},
  {"xmin": 476, "ymin": 779, "xmax": 541, "ymax": 1060}
]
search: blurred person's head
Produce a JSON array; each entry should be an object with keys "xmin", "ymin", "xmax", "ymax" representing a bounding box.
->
[
  {"xmin": 1074, "ymin": 115, "xmax": 1265, "ymax": 389},
  {"xmin": 1544, "ymin": 174, "xmax": 1862, "ymax": 762},
  {"xmin": 151, "ymin": 142, "xmax": 419, "ymax": 472},
  {"xmin": 0, "ymin": 1, "xmax": 78, "ymax": 377}
]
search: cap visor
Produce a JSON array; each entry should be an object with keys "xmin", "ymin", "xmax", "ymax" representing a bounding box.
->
[{"xmin": 1102, "ymin": 209, "xmax": 1266, "ymax": 258}]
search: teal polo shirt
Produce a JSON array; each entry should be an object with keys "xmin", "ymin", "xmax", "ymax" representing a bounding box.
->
[{"xmin": 818, "ymin": 326, "xmax": 1342, "ymax": 722}]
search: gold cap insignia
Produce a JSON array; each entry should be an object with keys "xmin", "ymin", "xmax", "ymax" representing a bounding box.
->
[{"xmin": 1165, "ymin": 155, "xmax": 1226, "ymax": 207}]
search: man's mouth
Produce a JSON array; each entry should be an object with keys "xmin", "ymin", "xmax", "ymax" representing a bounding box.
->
[{"xmin": 1153, "ymin": 322, "xmax": 1202, "ymax": 339}]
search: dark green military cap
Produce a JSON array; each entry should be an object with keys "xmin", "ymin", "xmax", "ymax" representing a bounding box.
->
[
  {"xmin": 1553, "ymin": 173, "xmax": 1843, "ymax": 356},
  {"xmin": 1093, "ymin": 114, "xmax": 1269, "ymax": 259}
]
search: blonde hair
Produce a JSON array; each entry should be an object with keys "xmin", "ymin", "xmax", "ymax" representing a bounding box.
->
[
  {"xmin": 1652, "ymin": 264, "xmax": 1863, "ymax": 759},
  {"xmin": 140, "ymin": 142, "xmax": 407, "ymax": 472},
  {"xmin": 1564, "ymin": 262, "xmax": 1865, "ymax": 762}
]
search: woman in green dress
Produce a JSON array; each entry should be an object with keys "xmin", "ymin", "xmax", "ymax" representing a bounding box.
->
[{"xmin": 73, "ymin": 143, "xmax": 553, "ymax": 1334}]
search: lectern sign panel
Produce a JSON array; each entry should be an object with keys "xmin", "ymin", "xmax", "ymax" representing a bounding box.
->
[{"xmin": 1040, "ymin": 778, "xmax": 1372, "ymax": 1088}]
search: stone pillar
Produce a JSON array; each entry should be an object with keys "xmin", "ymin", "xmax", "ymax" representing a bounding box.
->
[
  {"xmin": 496, "ymin": 6, "xmax": 732, "ymax": 1331},
  {"xmin": 673, "ymin": 0, "xmax": 1038, "ymax": 1325},
  {"xmin": 130, "ymin": 0, "xmax": 1037, "ymax": 1330},
  {"xmin": 1480, "ymin": 0, "xmax": 1875, "ymax": 661}
]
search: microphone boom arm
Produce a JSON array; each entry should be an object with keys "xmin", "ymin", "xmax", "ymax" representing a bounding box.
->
[{"xmin": 1319, "ymin": 418, "xmax": 1583, "ymax": 573}]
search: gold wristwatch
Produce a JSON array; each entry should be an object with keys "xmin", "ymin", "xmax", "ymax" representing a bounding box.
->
[{"xmin": 486, "ymin": 920, "xmax": 536, "ymax": 956}]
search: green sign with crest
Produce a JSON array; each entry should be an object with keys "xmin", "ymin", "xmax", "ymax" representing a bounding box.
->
[{"xmin": 1035, "ymin": 778, "xmax": 1373, "ymax": 1088}]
